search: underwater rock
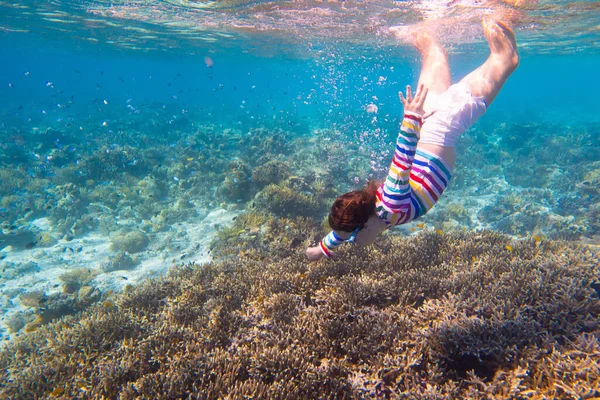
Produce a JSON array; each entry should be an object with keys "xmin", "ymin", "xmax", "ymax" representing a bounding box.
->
[
  {"xmin": 110, "ymin": 230, "xmax": 150, "ymax": 254},
  {"xmin": 100, "ymin": 252, "xmax": 137, "ymax": 273}
]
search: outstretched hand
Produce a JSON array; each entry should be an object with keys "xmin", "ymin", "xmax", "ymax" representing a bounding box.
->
[{"xmin": 399, "ymin": 84, "xmax": 432, "ymax": 118}]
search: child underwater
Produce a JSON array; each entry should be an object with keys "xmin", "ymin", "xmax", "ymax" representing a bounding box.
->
[{"xmin": 307, "ymin": 18, "xmax": 520, "ymax": 261}]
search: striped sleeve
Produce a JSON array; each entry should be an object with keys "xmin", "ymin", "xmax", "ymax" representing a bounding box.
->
[
  {"xmin": 375, "ymin": 112, "xmax": 422, "ymax": 224},
  {"xmin": 375, "ymin": 112, "xmax": 452, "ymax": 226},
  {"xmin": 319, "ymin": 230, "xmax": 347, "ymax": 258}
]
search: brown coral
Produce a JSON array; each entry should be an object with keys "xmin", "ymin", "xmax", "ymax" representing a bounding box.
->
[{"xmin": 0, "ymin": 230, "xmax": 598, "ymax": 399}]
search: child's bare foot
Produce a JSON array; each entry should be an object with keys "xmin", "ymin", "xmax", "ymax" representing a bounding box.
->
[
  {"xmin": 482, "ymin": 17, "xmax": 519, "ymax": 72},
  {"xmin": 388, "ymin": 25, "xmax": 412, "ymax": 42},
  {"xmin": 501, "ymin": 0, "xmax": 535, "ymax": 6},
  {"xmin": 409, "ymin": 28, "xmax": 446, "ymax": 58}
]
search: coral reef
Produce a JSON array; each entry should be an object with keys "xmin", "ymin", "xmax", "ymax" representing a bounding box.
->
[
  {"xmin": 217, "ymin": 160, "xmax": 254, "ymax": 202},
  {"xmin": 15, "ymin": 284, "xmax": 102, "ymax": 333},
  {"xmin": 0, "ymin": 116, "xmax": 596, "ymax": 253},
  {"xmin": 59, "ymin": 268, "xmax": 100, "ymax": 293},
  {"xmin": 251, "ymin": 159, "xmax": 292, "ymax": 189},
  {"xmin": 211, "ymin": 211, "xmax": 320, "ymax": 259},
  {"xmin": 100, "ymin": 252, "xmax": 137, "ymax": 273},
  {"xmin": 252, "ymin": 178, "xmax": 324, "ymax": 218},
  {"xmin": 1, "ymin": 230, "xmax": 598, "ymax": 398},
  {"xmin": 110, "ymin": 231, "xmax": 150, "ymax": 254}
]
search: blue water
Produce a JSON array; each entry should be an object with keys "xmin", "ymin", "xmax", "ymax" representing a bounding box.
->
[
  {"xmin": 0, "ymin": 0, "xmax": 599, "ymax": 340},
  {"xmin": 3, "ymin": 39, "xmax": 600, "ymax": 136}
]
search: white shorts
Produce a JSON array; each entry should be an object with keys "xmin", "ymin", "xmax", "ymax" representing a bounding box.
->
[{"xmin": 419, "ymin": 83, "xmax": 487, "ymax": 147}]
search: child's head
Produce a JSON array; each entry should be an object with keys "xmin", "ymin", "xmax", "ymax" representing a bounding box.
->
[{"xmin": 328, "ymin": 181, "xmax": 380, "ymax": 233}]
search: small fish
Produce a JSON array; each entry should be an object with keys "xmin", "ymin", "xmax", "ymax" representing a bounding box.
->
[
  {"xmin": 532, "ymin": 234, "xmax": 544, "ymax": 244},
  {"xmin": 436, "ymin": 229, "xmax": 443, "ymax": 235},
  {"xmin": 505, "ymin": 245, "xmax": 514, "ymax": 252},
  {"xmin": 416, "ymin": 222, "xmax": 425, "ymax": 229},
  {"xmin": 24, "ymin": 241, "xmax": 37, "ymax": 250}
]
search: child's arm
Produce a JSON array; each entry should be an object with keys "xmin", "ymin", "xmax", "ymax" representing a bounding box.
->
[
  {"xmin": 307, "ymin": 230, "xmax": 353, "ymax": 260},
  {"xmin": 376, "ymin": 85, "xmax": 428, "ymax": 225},
  {"xmin": 377, "ymin": 85, "xmax": 452, "ymax": 226},
  {"xmin": 375, "ymin": 111, "xmax": 423, "ymax": 219},
  {"xmin": 306, "ymin": 85, "xmax": 430, "ymax": 261}
]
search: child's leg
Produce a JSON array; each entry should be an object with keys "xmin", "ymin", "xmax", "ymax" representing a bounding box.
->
[
  {"xmin": 458, "ymin": 18, "xmax": 519, "ymax": 106},
  {"xmin": 416, "ymin": 18, "xmax": 519, "ymax": 169},
  {"xmin": 410, "ymin": 28, "xmax": 452, "ymax": 114},
  {"xmin": 408, "ymin": 30, "xmax": 455, "ymax": 217},
  {"xmin": 408, "ymin": 28, "xmax": 458, "ymax": 169}
]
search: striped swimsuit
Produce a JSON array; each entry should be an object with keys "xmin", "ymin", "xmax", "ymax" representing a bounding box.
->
[{"xmin": 319, "ymin": 111, "xmax": 452, "ymax": 258}]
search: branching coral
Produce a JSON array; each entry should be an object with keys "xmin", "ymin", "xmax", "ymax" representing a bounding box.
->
[
  {"xmin": 211, "ymin": 211, "xmax": 321, "ymax": 260},
  {"xmin": 251, "ymin": 159, "xmax": 292, "ymax": 189},
  {"xmin": 252, "ymin": 181, "xmax": 323, "ymax": 218},
  {"xmin": 1, "ymin": 231, "xmax": 598, "ymax": 399}
]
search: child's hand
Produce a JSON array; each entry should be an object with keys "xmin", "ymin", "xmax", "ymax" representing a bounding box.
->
[
  {"xmin": 306, "ymin": 246, "xmax": 325, "ymax": 261},
  {"xmin": 399, "ymin": 84, "xmax": 429, "ymax": 117}
]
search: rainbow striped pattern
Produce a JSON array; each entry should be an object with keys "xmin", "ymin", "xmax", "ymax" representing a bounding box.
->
[
  {"xmin": 375, "ymin": 112, "xmax": 452, "ymax": 227},
  {"xmin": 319, "ymin": 230, "xmax": 347, "ymax": 258},
  {"xmin": 319, "ymin": 112, "xmax": 452, "ymax": 258}
]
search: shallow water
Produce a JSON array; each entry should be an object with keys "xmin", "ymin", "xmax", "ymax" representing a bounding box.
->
[{"xmin": 0, "ymin": 0, "xmax": 598, "ymax": 341}]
